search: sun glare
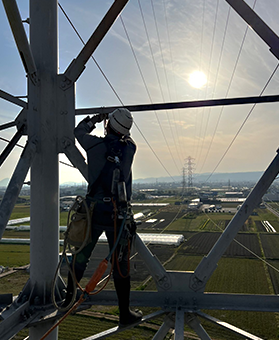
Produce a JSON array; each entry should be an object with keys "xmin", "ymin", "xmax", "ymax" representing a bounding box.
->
[{"xmin": 188, "ymin": 71, "xmax": 207, "ymax": 88}]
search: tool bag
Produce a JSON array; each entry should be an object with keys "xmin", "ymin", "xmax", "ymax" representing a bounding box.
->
[{"xmin": 64, "ymin": 196, "xmax": 94, "ymax": 250}]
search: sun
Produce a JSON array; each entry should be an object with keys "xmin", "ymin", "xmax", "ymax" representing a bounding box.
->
[{"xmin": 188, "ymin": 71, "xmax": 207, "ymax": 88}]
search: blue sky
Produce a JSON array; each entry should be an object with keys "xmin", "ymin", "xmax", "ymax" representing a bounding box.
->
[{"xmin": 1, "ymin": 0, "xmax": 279, "ymax": 184}]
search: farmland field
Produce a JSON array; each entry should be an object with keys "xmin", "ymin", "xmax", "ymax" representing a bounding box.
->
[
  {"xmin": 137, "ymin": 211, "xmax": 186, "ymax": 231},
  {"xmin": 253, "ymin": 208, "xmax": 279, "ymax": 231},
  {"xmin": 178, "ymin": 232, "xmax": 262, "ymax": 257},
  {"xmin": 15, "ymin": 313, "xmax": 157, "ymax": 340},
  {"xmin": 260, "ymin": 234, "xmax": 279, "ymax": 259},
  {"xmin": 3, "ymin": 202, "xmax": 279, "ymax": 339},
  {"xmin": 0, "ymin": 244, "xmax": 30, "ymax": 267},
  {"xmin": 255, "ymin": 220, "xmax": 266, "ymax": 232},
  {"xmin": 146, "ymin": 255, "xmax": 278, "ymax": 339},
  {"xmin": 266, "ymin": 259, "xmax": 279, "ymax": 294},
  {"xmin": 9, "ymin": 204, "xmax": 30, "ymax": 220}
]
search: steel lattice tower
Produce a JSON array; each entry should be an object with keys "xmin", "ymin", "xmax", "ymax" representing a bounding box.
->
[
  {"xmin": 181, "ymin": 167, "xmax": 186, "ymax": 197},
  {"xmin": 186, "ymin": 156, "xmax": 195, "ymax": 192},
  {"xmin": 1, "ymin": 1, "xmax": 279, "ymax": 340}
]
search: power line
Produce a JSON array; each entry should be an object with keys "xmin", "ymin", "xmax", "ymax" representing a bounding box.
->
[
  {"xmin": 193, "ymin": 0, "xmax": 207, "ymax": 160},
  {"xmin": 58, "ymin": 2, "xmax": 177, "ymax": 181},
  {"xmin": 195, "ymin": 0, "xmax": 207, "ymax": 158},
  {"xmin": 138, "ymin": 0, "xmax": 183, "ymax": 167},
  {"xmin": 58, "ymin": 3, "xmax": 123, "ymax": 105},
  {"xmin": 162, "ymin": 0, "xmax": 185, "ymax": 161},
  {"xmin": 150, "ymin": 0, "xmax": 183, "ymax": 167},
  {"xmin": 196, "ymin": 0, "xmax": 220, "ymax": 168},
  {"xmin": 163, "ymin": 0, "xmax": 185, "ymax": 163},
  {"xmin": 205, "ymin": 62, "xmax": 279, "ymax": 182},
  {"xmin": 201, "ymin": 0, "xmax": 258, "ymax": 177},
  {"xmin": 198, "ymin": 6, "xmax": 231, "ymax": 173},
  {"xmin": 0, "ymin": 136, "xmax": 24, "ymax": 148},
  {"xmin": 119, "ymin": 13, "xmax": 180, "ymax": 176}
]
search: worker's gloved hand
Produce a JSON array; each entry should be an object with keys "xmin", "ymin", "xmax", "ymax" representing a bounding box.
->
[{"xmin": 90, "ymin": 113, "xmax": 107, "ymax": 125}]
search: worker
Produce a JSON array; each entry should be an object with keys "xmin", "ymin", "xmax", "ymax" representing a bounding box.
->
[{"xmin": 63, "ymin": 108, "xmax": 142, "ymax": 326}]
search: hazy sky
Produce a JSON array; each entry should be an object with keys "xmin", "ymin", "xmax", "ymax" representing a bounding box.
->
[{"xmin": 1, "ymin": 0, "xmax": 279, "ymax": 184}]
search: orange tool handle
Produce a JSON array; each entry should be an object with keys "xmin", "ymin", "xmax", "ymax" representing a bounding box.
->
[{"xmin": 85, "ymin": 259, "xmax": 108, "ymax": 293}]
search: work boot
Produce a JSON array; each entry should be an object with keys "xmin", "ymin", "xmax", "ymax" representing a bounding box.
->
[{"xmin": 114, "ymin": 276, "xmax": 143, "ymax": 327}]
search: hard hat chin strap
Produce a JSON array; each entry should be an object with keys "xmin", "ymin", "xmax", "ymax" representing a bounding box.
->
[{"xmin": 104, "ymin": 118, "xmax": 108, "ymax": 135}]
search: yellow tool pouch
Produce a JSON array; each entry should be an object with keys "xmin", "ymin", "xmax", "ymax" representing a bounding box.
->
[{"xmin": 65, "ymin": 196, "xmax": 95, "ymax": 250}]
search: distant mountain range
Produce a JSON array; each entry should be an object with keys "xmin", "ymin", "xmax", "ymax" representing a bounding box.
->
[
  {"xmin": 0, "ymin": 171, "xmax": 264, "ymax": 188},
  {"xmin": 133, "ymin": 171, "xmax": 264, "ymax": 184},
  {"xmin": 0, "ymin": 178, "xmax": 9, "ymax": 187}
]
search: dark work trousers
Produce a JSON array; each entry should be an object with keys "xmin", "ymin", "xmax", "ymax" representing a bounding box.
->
[{"xmin": 72, "ymin": 224, "xmax": 129, "ymax": 281}]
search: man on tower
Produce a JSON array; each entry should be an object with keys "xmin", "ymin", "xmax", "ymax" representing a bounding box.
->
[{"xmin": 64, "ymin": 108, "xmax": 142, "ymax": 326}]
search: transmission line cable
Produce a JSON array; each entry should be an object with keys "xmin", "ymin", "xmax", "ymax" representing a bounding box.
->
[
  {"xmin": 196, "ymin": 0, "xmax": 220, "ymax": 169},
  {"xmin": 202, "ymin": 0, "xmax": 258, "ymax": 178},
  {"xmin": 162, "ymin": 0, "xmax": 185, "ymax": 161},
  {"xmin": 58, "ymin": 3, "xmax": 123, "ymax": 104},
  {"xmin": 138, "ymin": 0, "xmax": 183, "ymax": 167},
  {"xmin": 149, "ymin": 0, "xmax": 183, "ymax": 167},
  {"xmin": 0, "ymin": 136, "xmax": 24, "ymax": 149},
  {"xmin": 198, "ymin": 6, "xmax": 231, "ymax": 174},
  {"xmin": 119, "ymin": 14, "xmax": 180, "ymax": 176},
  {"xmin": 193, "ymin": 0, "xmax": 206, "ymax": 159},
  {"xmin": 205, "ymin": 62, "xmax": 279, "ymax": 183},
  {"xmin": 58, "ymin": 2, "xmax": 176, "ymax": 181}
]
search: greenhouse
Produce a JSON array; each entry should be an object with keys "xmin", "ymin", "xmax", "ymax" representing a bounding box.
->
[{"xmin": 1, "ymin": 233, "xmax": 185, "ymax": 247}]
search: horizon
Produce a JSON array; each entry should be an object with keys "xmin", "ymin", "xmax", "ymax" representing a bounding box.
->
[{"xmin": 0, "ymin": 169, "xmax": 265, "ymax": 187}]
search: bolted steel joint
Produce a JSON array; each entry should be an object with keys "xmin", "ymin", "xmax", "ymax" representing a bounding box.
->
[{"xmin": 60, "ymin": 76, "xmax": 72, "ymax": 90}]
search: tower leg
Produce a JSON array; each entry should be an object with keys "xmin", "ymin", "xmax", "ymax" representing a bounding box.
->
[{"xmin": 28, "ymin": 0, "xmax": 59, "ymax": 339}]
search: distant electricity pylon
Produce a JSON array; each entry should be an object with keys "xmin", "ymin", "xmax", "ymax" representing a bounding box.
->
[
  {"xmin": 181, "ymin": 167, "xmax": 186, "ymax": 197},
  {"xmin": 185, "ymin": 156, "xmax": 195, "ymax": 192}
]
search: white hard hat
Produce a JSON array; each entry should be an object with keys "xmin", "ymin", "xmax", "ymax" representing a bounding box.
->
[{"xmin": 108, "ymin": 108, "xmax": 133, "ymax": 135}]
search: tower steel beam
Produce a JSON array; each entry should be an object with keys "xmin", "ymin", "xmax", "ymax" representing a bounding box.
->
[
  {"xmin": 2, "ymin": 0, "xmax": 38, "ymax": 84},
  {"xmin": 75, "ymin": 94, "xmax": 279, "ymax": 115},
  {"xmin": 61, "ymin": 0, "xmax": 129, "ymax": 89},
  {"xmin": 174, "ymin": 308, "xmax": 185, "ymax": 340},
  {"xmin": 185, "ymin": 313, "xmax": 211, "ymax": 340},
  {"xmin": 0, "ymin": 120, "xmax": 17, "ymax": 131},
  {"xmin": 87, "ymin": 290, "xmax": 279, "ymax": 313},
  {"xmin": 81, "ymin": 310, "xmax": 165, "ymax": 340},
  {"xmin": 0, "ymin": 89, "xmax": 27, "ymax": 108},
  {"xmin": 62, "ymin": 138, "xmax": 89, "ymax": 181},
  {"xmin": 134, "ymin": 234, "xmax": 172, "ymax": 291},
  {"xmin": 152, "ymin": 314, "xmax": 175, "ymax": 340},
  {"xmin": 226, "ymin": 0, "xmax": 279, "ymax": 60},
  {"xmin": 28, "ymin": 0, "xmax": 59, "ymax": 339},
  {"xmin": 0, "ymin": 301, "xmax": 33, "ymax": 340},
  {"xmin": 0, "ymin": 140, "xmax": 36, "ymax": 240},
  {"xmin": 191, "ymin": 148, "xmax": 279, "ymax": 291},
  {"xmin": 197, "ymin": 312, "xmax": 264, "ymax": 340},
  {"xmin": 0, "ymin": 124, "xmax": 25, "ymax": 167}
]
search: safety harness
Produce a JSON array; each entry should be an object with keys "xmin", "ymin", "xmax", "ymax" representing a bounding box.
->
[
  {"xmin": 89, "ymin": 137, "xmax": 135, "ymax": 275},
  {"xmin": 87, "ymin": 136, "xmax": 136, "ymax": 274}
]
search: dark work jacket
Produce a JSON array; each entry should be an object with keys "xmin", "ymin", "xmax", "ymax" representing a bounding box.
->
[{"xmin": 74, "ymin": 119, "xmax": 136, "ymax": 229}]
